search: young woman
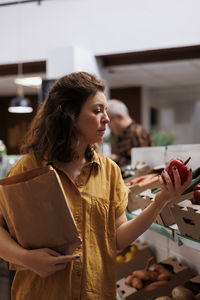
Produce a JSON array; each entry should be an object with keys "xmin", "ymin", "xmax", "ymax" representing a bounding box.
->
[{"xmin": 0, "ymin": 72, "xmax": 192, "ymax": 300}]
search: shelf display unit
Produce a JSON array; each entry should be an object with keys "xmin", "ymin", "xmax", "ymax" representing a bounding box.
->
[{"xmin": 128, "ymin": 144, "xmax": 200, "ymax": 273}]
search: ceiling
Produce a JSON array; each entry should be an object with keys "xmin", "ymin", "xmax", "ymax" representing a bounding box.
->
[
  {"xmin": 106, "ymin": 58, "xmax": 200, "ymax": 89},
  {"xmin": 0, "ymin": 58, "xmax": 200, "ymax": 96}
]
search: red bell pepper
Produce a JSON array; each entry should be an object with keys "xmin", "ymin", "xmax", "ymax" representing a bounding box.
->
[
  {"xmin": 194, "ymin": 184, "xmax": 200, "ymax": 191},
  {"xmin": 193, "ymin": 190, "xmax": 200, "ymax": 205},
  {"xmin": 192, "ymin": 184, "xmax": 200, "ymax": 204},
  {"xmin": 162, "ymin": 157, "xmax": 190, "ymax": 185}
]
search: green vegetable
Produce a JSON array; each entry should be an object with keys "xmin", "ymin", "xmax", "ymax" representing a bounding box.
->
[
  {"xmin": 152, "ymin": 166, "xmax": 200, "ymax": 195},
  {"xmin": 182, "ymin": 174, "xmax": 200, "ymax": 195},
  {"xmin": 192, "ymin": 167, "xmax": 200, "ymax": 179},
  {"xmin": 152, "ymin": 167, "xmax": 200, "ymax": 195},
  {"xmin": 151, "ymin": 187, "xmax": 161, "ymax": 194}
]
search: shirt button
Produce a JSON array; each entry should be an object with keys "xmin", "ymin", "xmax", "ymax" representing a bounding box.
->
[{"xmin": 76, "ymin": 216, "xmax": 81, "ymax": 223}]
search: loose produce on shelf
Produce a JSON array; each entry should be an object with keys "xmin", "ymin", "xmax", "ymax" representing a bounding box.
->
[
  {"xmin": 154, "ymin": 285, "xmax": 198, "ymax": 299},
  {"xmin": 116, "ymin": 244, "xmax": 137, "ymax": 265},
  {"xmin": 192, "ymin": 184, "xmax": 200, "ymax": 205},
  {"xmin": 171, "ymin": 285, "xmax": 196, "ymax": 300},
  {"xmin": 181, "ymin": 166, "xmax": 200, "ymax": 195},
  {"xmin": 162, "ymin": 157, "xmax": 191, "ymax": 185},
  {"xmin": 124, "ymin": 256, "xmax": 173, "ymax": 291},
  {"xmin": 152, "ymin": 158, "xmax": 200, "ymax": 196},
  {"xmin": 120, "ymin": 165, "xmax": 135, "ymax": 180},
  {"xmin": 120, "ymin": 162, "xmax": 151, "ymax": 180},
  {"xmin": 125, "ymin": 173, "xmax": 159, "ymax": 188},
  {"xmin": 126, "ymin": 157, "xmax": 192, "ymax": 190}
]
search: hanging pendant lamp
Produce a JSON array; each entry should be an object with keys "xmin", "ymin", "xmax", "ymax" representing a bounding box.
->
[
  {"xmin": 8, "ymin": 86, "xmax": 33, "ymax": 113},
  {"xmin": 8, "ymin": 62, "xmax": 33, "ymax": 114}
]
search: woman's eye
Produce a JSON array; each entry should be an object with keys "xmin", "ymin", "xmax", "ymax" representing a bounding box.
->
[{"xmin": 94, "ymin": 110, "xmax": 101, "ymax": 114}]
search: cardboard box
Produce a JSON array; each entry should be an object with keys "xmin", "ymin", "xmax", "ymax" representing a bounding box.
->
[
  {"xmin": 169, "ymin": 191, "xmax": 194, "ymax": 206},
  {"xmin": 133, "ymin": 164, "xmax": 151, "ymax": 178},
  {"xmin": 135, "ymin": 189, "xmax": 175, "ymax": 226},
  {"xmin": 128, "ymin": 189, "xmax": 194, "ymax": 227},
  {"xmin": 171, "ymin": 199, "xmax": 200, "ymax": 240},
  {"xmin": 183, "ymin": 275, "xmax": 200, "ymax": 296},
  {"xmin": 116, "ymin": 241, "xmax": 154, "ymax": 281},
  {"xmin": 123, "ymin": 164, "xmax": 151, "ymax": 184},
  {"xmin": 127, "ymin": 181, "xmax": 160, "ymax": 212},
  {"xmin": 116, "ymin": 257, "xmax": 191, "ymax": 300},
  {"xmin": 127, "ymin": 189, "xmax": 175, "ymax": 226}
]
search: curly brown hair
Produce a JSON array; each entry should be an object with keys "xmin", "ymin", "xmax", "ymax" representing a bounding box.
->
[{"xmin": 21, "ymin": 72, "xmax": 105, "ymax": 162}]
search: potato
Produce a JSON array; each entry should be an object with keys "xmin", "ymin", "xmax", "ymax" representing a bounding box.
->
[
  {"xmin": 125, "ymin": 275, "xmax": 133, "ymax": 286},
  {"xmin": 172, "ymin": 286, "xmax": 195, "ymax": 300}
]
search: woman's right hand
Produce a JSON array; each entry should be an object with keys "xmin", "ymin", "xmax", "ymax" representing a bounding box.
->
[{"xmin": 22, "ymin": 248, "xmax": 79, "ymax": 278}]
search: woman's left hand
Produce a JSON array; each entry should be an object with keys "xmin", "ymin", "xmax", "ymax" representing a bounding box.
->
[{"xmin": 156, "ymin": 166, "xmax": 192, "ymax": 206}]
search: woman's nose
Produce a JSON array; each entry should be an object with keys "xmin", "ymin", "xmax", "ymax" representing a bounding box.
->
[{"xmin": 103, "ymin": 112, "xmax": 110, "ymax": 123}]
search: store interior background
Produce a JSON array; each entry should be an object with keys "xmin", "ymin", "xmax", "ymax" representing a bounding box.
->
[
  {"xmin": 0, "ymin": 0, "xmax": 200, "ymax": 154},
  {"xmin": 1, "ymin": 0, "xmax": 200, "ymax": 291}
]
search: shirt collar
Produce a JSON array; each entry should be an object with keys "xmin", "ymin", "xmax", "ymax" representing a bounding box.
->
[{"xmin": 46, "ymin": 149, "xmax": 101, "ymax": 171}]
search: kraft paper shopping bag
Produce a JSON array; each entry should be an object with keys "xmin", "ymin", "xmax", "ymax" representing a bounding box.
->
[{"xmin": 0, "ymin": 166, "xmax": 81, "ymax": 258}]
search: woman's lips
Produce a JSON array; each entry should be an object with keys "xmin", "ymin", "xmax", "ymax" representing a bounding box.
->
[{"xmin": 98, "ymin": 129, "xmax": 105, "ymax": 134}]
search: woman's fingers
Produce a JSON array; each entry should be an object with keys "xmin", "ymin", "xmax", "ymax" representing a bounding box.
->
[
  {"xmin": 156, "ymin": 167, "xmax": 193, "ymax": 207},
  {"xmin": 39, "ymin": 248, "xmax": 79, "ymax": 263},
  {"xmin": 43, "ymin": 254, "xmax": 79, "ymax": 277},
  {"xmin": 172, "ymin": 166, "xmax": 181, "ymax": 188},
  {"xmin": 158, "ymin": 175, "xmax": 166, "ymax": 190},
  {"xmin": 160, "ymin": 170, "xmax": 173, "ymax": 191},
  {"xmin": 54, "ymin": 254, "xmax": 80, "ymax": 265},
  {"xmin": 43, "ymin": 248, "xmax": 62, "ymax": 257},
  {"xmin": 181, "ymin": 169, "xmax": 192, "ymax": 190},
  {"xmin": 173, "ymin": 166, "xmax": 192, "ymax": 191},
  {"xmin": 23, "ymin": 248, "xmax": 80, "ymax": 278},
  {"xmin": 160, "ymin": 167, "xmax": 192, "ymax": 195}
]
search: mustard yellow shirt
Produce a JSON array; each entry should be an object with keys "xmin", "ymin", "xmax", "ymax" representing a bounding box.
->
[{"xmin": 7, "ymin": 151, "xmax": 128, "ymax": 300}]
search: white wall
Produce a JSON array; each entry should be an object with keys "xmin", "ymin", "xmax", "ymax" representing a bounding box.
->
[
  {"xmin": 0, "ymin": 0, "xmax": 200, "ymax": 64},
  {"xmin": 46, "ymin": 46, "xmax": 102, "ymax": 78},
  {"xmin": 1, "ymin": 0, "xmax": 200, "ymax": 145},
  {"xmin": 148, "ymin": 86, "xmax": 200, "ymax": 144}
]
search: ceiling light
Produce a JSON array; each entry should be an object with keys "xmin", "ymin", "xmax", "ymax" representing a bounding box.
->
[
  {"xmin": 14, "ymin": 76, "xmax": 42, "ymax": 87},
  {"xmin": 8, "ymin": 87, "xmax": 33, "ymax": 114}
]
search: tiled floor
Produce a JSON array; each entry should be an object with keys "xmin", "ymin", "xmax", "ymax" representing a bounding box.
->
[{"xmin": 0, "ymin": 259, "xmax": 10, "ymax": 300}]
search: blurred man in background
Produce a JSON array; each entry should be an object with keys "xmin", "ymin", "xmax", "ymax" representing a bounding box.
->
[{"xmin": 107, "ymin": 99, "xmax": 154, "ymax": 167}]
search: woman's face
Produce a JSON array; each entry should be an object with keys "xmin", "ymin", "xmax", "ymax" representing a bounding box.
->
[{"xmin": 76, "ymin": 91, "xmax": 110, "ymax": 144}]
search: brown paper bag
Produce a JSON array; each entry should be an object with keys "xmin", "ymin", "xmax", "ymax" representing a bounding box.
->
[{"xmin": 0, "ymin": 166, "xmax": 81, "ymax": 257}]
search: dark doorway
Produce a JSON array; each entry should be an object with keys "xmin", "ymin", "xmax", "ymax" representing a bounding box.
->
[{"xmin": 110, "ymin": 87, "xmax": 141, "ymax": 123}]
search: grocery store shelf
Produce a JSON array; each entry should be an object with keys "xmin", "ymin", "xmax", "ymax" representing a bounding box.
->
[
  {"xmin": 175, "ymin": 233, "xmax": 200, "ymax": 251},
  {"xmin": 126, "ymin": 210, "xmax": 200, "ymax": 251}
]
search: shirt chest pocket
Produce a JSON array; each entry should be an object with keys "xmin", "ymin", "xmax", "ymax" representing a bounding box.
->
[{"xmin": 90, "ymin": 196, "xmax": 115, "ymax": 238}]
